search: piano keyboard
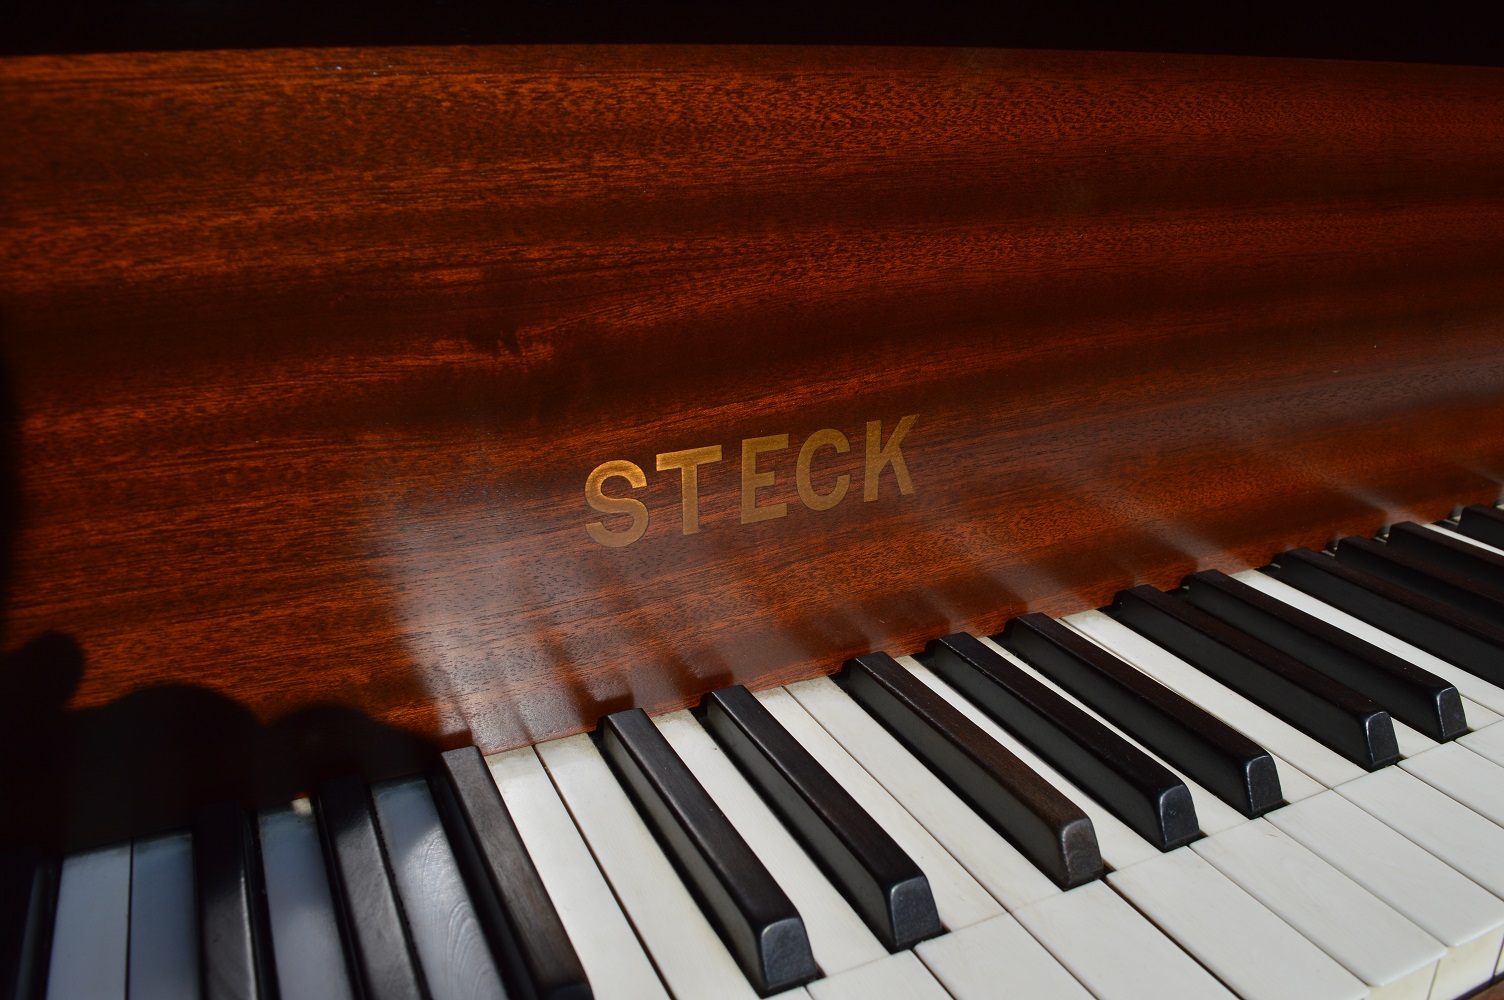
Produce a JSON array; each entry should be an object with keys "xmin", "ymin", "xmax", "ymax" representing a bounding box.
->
[{"xmin": 9, "ymin": 510, "xmax": 1504, "ymax": 1000}]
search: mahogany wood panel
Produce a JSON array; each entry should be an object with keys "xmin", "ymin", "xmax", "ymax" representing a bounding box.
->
[{"xmin": 2, "ymin": 47, "xmax": 1504, "ymax": 840}]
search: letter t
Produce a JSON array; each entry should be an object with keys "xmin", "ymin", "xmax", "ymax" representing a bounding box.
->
[{"xmin": 656, "ymin": 445, "xmax": 723, "ymax": 534}]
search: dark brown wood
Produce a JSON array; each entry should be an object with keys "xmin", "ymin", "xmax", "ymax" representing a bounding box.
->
[
  {"xmin": 1468, "ymin": 976, "xmax": 1504, "ymax": 1000},
  {"xmin": 1, "ymin": 48, "xmax": 1503, "ymax": 837}
]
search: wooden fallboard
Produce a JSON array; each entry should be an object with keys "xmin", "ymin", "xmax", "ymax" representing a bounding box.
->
[{"xmin": 1, "ymin": 47, "xmax": 1503, "ymax": 838}]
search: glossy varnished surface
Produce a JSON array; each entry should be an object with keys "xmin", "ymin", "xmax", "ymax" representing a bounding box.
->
[{"xmin": 1, "ymin": 47, "xmax": 1503, "ymax": 846}]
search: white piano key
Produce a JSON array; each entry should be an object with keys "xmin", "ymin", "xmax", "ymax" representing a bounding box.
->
[
  {"xmin": 894, "ymin": 656, "xmax": 1161, "ymax": 872},
  {"xmin": 127, "ymin": 832, "xmax": 199, "ymax": 1000},
  {"xmin": 1427, "ymin": 521, "xmax": 1504, "ymax": 557},
  {"xmin": 1425, "ymin": 932, "xmax": 1500, "ymax": 998},
  {"xmin": 755, "ymin": 686, "xmax": 1007, "ymax": 928},
  {"xmin": 371, "ymin": 776, "xmax": 506, "ymax": 1000},
  {"xmin": 654, "ymin": 709, "xmax": 888, "ymax": 975},
  {"xmin": 1462, "ymin": 698, "xmax": 1503, "ymax": 729},
  {"xmin": 911, "ymin": 638, "xmax": 1435, "ymax": 1000},
  {"xmin": 815, "ymin": 659, "xmax": 1381, "ymax": 997},
  {"xmin": 1393, "ymin": 720, "xmax": 1438, "ymax": 759},
  {"xmin": 1012, "ymin": 881, "xmax": 1238, "ymax": 1000},
  {"xmin": 1400, "ymin": 741, "xmax": 1504, "ymax": 828},
  {"xmin": 46, "ymin": 842, "xmax": 131, "ymax": 1000},
  {"xmin": 806, "ymin": 952, "xmax": 949, "ymax": 1000},
  {"xmin": 1191, "ymin": 819, "xmax": 1444, "ymax": 999},
  {"xmin": 536, "ymin": 733, "xmax": 810, "ymax": 1000},
  {"xmin": 777, "ymin": 678, "xmax": 1054, "ymax": 916},
  {"xmin": 1337, "ymin": 765, "xmax": 1504, "ymax": 900},
  {"xmin": 1065, "ymin": 609, "xmax": 1356, "ymax": 793},
  {"xmin": 1264, "ymin": 789, "xmax": 1504, "ymax": 1000},
  {"xmin": 486, "ymin": 746, "xmax": 669, "ymax": 1000},
  {"xmin": 974, "ymin": 630, "xmax": 1453, "ymax": 1000},
  {"xmin": 258, "ymin": 801, "xmax": 357, "ymax": 1000},
  {"xmin": 915, "ymin": 911, "xmax": 1094, "ymax": 1000},
  {"xmin": 1233, "ymin": 568, "xmax": 1504, "ymax": 719},
  {"xmin": 976, "ymin": 636, "xmax": 1249, "ymax": 835},
  {"xmin": 1027, "ymin": 614, "xmax": 1478, "ymax": 998},
  {"xmin": 1107, "ymin": 847, "xmax": 1367, "ymax": 1000},
  {"xmin": 1461, "ymin": 722, "xmax": 1504, "ymax": 767}
]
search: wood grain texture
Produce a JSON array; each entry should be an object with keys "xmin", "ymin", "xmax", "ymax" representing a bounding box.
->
[{"xmin": 1, "ymin": 47, "xmax": 1503, "ymax": 820}]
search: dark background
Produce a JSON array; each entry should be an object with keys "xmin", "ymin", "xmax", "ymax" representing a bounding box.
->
[{"xmin": 1, "ymin": 1, "xmax": 1499, "ymax": 66}]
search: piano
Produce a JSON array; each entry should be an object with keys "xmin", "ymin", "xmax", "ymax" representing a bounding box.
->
[{"xmin": 3, "ymin": 41, "xmax": 1504, "ymax": 1000}]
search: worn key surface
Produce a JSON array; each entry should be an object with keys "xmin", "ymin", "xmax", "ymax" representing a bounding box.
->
[
  {"xmin": 431, "ymin": 746, "xmax": 590, "ymax": 1000},
  {"xmin": 314, "ymin": 774, "xmax": 428, "ymax": 1000},
  {"xmin": 922, "ymin": 632, "xmax": 1197, "ymax": 850},
  {"xmin": 1111, "ymin": 586, "xmax": 1399, "ymax": 769},
  {"xmin": 837, "ymin": 652, "xmax": 1102, "ymax": 889},
  {"xmin": 372, "ymin": 777, "xmax": 507, "ymax": 1000},
  {"xmin": 1184, "ymin": 569, "xmax": 1467, "ymax": 742},
  {"xmin": 598, "ymin": 708, "xmax": 816, "ymax": 996},
  {"xmin": 701, "ymin": 685, "xmax": 941, "ymax": 951},
  {"xmin": 1000, "ymin": 612, "xmax": 1283, "ymax": 817},
  {"xmin": 196, "ymin": 801, "xmax": 275, "ymax": 1000}
]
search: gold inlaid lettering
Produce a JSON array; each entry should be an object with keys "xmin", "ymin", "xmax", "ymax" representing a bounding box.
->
[
  {"xmin": 586, "ymin": 414, "xmax": 919, "ymax": 546},
  {"xmin": 864, "ymin": 414, "xmax": 918, "ymax": 501},
  {"xmin": 585, "ymin": 460, "xmax": 649, "ymax": 547},
  {"xmin": 796, "ymin": 428, "xmax": 851, "ymax": 511},
  {"xmin": 656, "ymin": 445, "xmax": 723, "ymax": 535},
  {"xmin": 741, "ymin": 434, "xmax": 789, "ymax": 524}
]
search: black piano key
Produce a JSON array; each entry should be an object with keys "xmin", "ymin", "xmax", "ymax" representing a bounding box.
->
[
  {"xmin": 1183, "ymin": 569, "xmax": 1467, "ymax": 741},
  {"xmin": 196, "ymin": 801, "xmax": 277, "ymax": 1000},
  {"xmin": 597, "ymin": 708, "xmax": 816, "ymax": 996},
  {"xmin": 921, "ymin": 632, "xmax": 1198, "ymax": 851},
  {"xmin": 837, "ymin": 652, "xmax": 1103, "ymax": 889},
  {"xmin": 1110, "ymin": 585, "xmax": 1400, "ymax": 769},
  {"xmin": 430, "ymin": 746, "xmax": 590, "ymax": 1000},
  {"xmin": 700, "ymin": 685, "xmax": 943, "ymax": 952},
  {"xmin": 1335, "ymin": 534, "xmax": 1504, "ymax": 629},
  {"xmin": 997, "ymin": 613, "xmax": 1283, "ymax": 818},
  {"xmin": 1386, "ymin": 521, "xmax": 1504, "ymax": 592},
  {"xmin": 1456, "ymin": 504, "xmax": 1504, "ymax": 549},
  {"xmin": 0, "ymin": 847, "xmax": 56, "ymax": 1000},
  {"xmin": 314, "ymin": 774, "xmax": 428, "ymax": 1000},
  {"xmin": 1268, "ymin": 546, "xmax": 1504, "ymax": 688}
]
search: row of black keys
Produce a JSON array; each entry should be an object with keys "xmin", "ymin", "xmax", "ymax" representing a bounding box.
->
[{"xmin": 6, "ymin": 505, "xmax": 1504, "ymax": 1000}]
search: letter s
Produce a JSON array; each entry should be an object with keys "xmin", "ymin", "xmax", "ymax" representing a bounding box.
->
[{"xmin": 585, "ymin": 460, "xmax": 649, "ymax": 547}]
